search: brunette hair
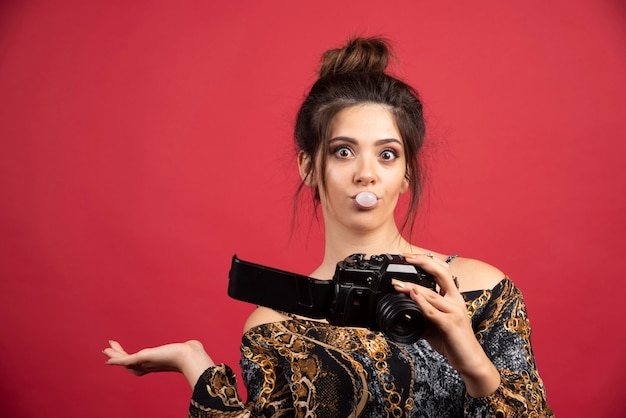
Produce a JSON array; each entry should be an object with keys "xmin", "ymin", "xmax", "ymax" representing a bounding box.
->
[{"xmin": 294, "ymin": 37, "xmax": 426, "ymax": 233}]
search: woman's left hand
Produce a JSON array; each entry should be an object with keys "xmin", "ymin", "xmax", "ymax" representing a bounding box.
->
[{"xmin": 393, "ymin": 253, "xmax": 500, "ymax": 397}]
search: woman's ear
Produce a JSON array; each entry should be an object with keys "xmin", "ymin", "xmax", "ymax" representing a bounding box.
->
[
  {"xmin": 401, "ymin": 172, "xmax": 410, "ymax": 194},
  {"xmin": 298, "ymin": 151, "xmax": 317, "ymax": 187}
]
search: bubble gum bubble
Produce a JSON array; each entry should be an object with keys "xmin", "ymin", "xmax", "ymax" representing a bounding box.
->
[{"xmin": 355, "ymin": 192, "xmax": 377, "ymax": 207}]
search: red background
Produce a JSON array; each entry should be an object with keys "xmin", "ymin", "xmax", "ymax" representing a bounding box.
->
[{"xmin": 1, "ymin": 1, "xmax": 625, "ymax": 416}]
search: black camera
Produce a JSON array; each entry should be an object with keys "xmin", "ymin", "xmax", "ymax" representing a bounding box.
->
[{"xmin": 228, "ymin": 253, "xmax": 437, "ymax": 343}]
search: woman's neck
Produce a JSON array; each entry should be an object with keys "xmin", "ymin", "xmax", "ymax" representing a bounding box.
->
[{"xmin": 311, "ymin": 222, "xmax": 421, "ymax": 280}]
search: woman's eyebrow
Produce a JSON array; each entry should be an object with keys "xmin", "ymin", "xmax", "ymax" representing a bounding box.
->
[
  {"xmin": 375, "ymin": 138, "xmax": 403, "ymax": 146},
  {"xmin": 329, "ymin": 136, "xmax": 357, "ymax": 145}
]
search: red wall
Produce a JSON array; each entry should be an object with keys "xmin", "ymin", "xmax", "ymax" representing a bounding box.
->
[{"xmin": 1, "ymin": 1, "xmax": 625, "ymax": 416}]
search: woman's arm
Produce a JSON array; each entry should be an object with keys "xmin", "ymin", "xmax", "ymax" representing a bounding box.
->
[
  {"xmin": 462, "ymin": 279, "xmax": 554, "ymax": 416},
  {"xmin": 104, "ymin": 324, "xmax": 294, "ymax": 416},
  {"xmin": 395, "ymin": 253, "xmax": 502, "ymax": 397},
  {"xmin": 395, "ymin": 254, "xmax": 552, "ymax": 415}
]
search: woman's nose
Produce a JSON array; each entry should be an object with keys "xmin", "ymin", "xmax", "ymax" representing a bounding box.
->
[{"xmin": 354, "ymin": 157, "xmax": 376, "ymax": 185}]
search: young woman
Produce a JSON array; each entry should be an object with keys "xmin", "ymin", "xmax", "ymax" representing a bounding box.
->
[{"xmin": 104, "ymin": 37, "xmax": 553, "ymax": 417}]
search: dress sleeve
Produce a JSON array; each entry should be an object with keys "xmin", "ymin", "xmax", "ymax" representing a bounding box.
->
[
  {"xmin": 463, "ymin": 279, "xmax": 554, "ymax": 417},
  {"xmin": 187, "ymin": 328, "xmax": 293, "ymax": 417}
]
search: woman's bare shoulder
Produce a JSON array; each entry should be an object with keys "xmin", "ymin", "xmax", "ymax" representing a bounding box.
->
[
  {"xmin": 243, "ymin": 306, "xmax": 291, "ymax": 333},
  {"xmin": 448, "ymin": 256, "xmax": 506, "ymax": 292}
]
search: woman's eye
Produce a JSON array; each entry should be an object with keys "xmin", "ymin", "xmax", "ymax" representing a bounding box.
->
[
  {"xmin": 334, "ymin": 146, "xmax": 353, "ymax": 158},
  {"xmin": 380, "ymin": 149, "xmax": 399, "ymax": 161}
]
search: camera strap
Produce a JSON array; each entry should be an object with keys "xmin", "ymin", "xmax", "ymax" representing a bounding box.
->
[{"xmin": 228, "ymin": 255, "xmax": 334, "ymax": 319}]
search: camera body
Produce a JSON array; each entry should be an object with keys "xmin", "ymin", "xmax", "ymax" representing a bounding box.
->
[
  {"xmin": 228, "ymin": 253, "xmax": 437, "ymax": 343},
  {"xmin": 328, "ymin": 253, "xmax": 437, "ymax": 342}
]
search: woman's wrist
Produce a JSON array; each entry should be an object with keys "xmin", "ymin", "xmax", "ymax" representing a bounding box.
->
[
  {"xmin": 178, "ymin": 340, "xmax": 215, "ymax": 388},
  {"xmin": 458, "ymin": 354, "xmax": 501, "ymax": 398}
]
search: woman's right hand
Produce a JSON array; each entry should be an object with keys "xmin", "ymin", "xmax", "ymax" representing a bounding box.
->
[{"xmin": 103, "ymin": 339, "xmax": 215, "ymax": 388}]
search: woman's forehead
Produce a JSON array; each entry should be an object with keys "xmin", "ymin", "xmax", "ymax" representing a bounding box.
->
[{"xmin": 329, "ymin": 104, "xmax": 402, "ymax": 143}]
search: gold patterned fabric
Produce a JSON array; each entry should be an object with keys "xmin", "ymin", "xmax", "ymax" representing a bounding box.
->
[{"xmin": 189, "ymin": 278, "xmax": 553, "ymax": 417}]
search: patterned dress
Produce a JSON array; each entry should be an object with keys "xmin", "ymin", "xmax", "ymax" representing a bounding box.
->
[{"xmin": 189, "ymin": 278, "xmax": 553, "ymax": 417}]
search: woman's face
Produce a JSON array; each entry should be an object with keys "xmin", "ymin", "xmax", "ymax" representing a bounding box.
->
[{"xmin": 313, "ymin": 104, "xmax": 409, "ymax": 233}]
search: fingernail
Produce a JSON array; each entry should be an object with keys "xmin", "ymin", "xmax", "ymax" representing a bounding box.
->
[
  {"xmin": 402, "ymin": 253, "xmax": 416, "ymax": 259},
  {"xmin": 392, "ymin": 279, "xmax": 405, "ymax": 288}
]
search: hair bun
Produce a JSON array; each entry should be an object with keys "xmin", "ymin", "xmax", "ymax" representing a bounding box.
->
[{"xmin": 318, "ymin": 37, "xmax": 391, "ymax": 78}]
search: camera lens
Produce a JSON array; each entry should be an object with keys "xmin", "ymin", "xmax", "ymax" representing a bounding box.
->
[{"xmin": 377, "ymin": 293, "xmax": 428, "ymax": 344}]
